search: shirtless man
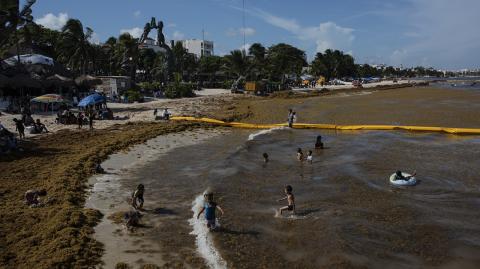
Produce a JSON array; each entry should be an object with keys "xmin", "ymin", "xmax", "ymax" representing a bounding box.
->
[{"xmin": 277, "ymin": 185, "xmax": 295, "ymax": 215}]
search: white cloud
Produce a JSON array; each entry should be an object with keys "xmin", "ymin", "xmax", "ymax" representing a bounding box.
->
[
  {"xmin": 390, "ymin": 49, "xmax": 408, "ymax": 66},
  {"xmin": 89, "ymin": 32, "xmax": 101, "ymax": 45},
  {"xmin": 35, "ymin": 12, "xmax": 69, "ymax": 30},
  {"xmin": 172, "ymin": 30, "xmax": 185, "ymax": 40},
  {"xmin": 388, "ymin": 0, "xmax": 480, "ymax": 68},
  {"xmin": 227, "ymin": 27, "xmax": 256, "ymax": 37},
  {"xmin": 240, "ymin": 43, "xmax": 251, "ymax": 52},
  {"xmin": 251, "ymin": 9, "xmax": 354, "ymax": 53},
  {"xmin": 133, "ymin": 10, "xmax": 141, "ymax": 17},
  {"xmin": 120, "ymin": 27, "xmax": 143, "ymax": 38}
]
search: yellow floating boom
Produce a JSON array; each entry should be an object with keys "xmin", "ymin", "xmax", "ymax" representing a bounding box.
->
[{"xmin": 170, "ymin": 116, "xmax": 480, "ymax": 135}]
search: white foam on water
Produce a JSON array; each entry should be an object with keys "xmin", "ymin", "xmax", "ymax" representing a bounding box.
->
[
  {"xmin": 248, "ymin": 126, "xmax": 287, "ymax": 141},
  {"xmin": 189, "ymin": 194, "xmax": 227, "ymax": 269}
]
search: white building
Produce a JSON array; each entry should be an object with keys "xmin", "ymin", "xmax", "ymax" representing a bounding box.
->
[
  {"xmin": 180, "ymin": 39, "xmax": 214, "ymax": 58},
  {"xmin": 138, "ymin": 37, "xmax": 169, "ymax": 53}
]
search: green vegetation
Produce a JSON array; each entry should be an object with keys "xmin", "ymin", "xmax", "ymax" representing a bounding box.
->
[
  {"xmin": 164, "ymin": 73, "xmax": 195, "ymax": 98},
  {"xmin": 1, "ymin": 3, "xmax": 446, "ymax": 97}
]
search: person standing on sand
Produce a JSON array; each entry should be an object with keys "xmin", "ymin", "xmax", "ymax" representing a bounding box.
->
[
  {"xmin": 277, "ymin": 185, "xmax": 295, "ymax": 216},
  {"xmin": 77, "ymin": 112, "xmax": 84, "ymax": 129},
  {"xmin": 197, "ymin": 192, "xmax": 224, "ymax": 231},
  {"xmin": 88, "ymin": 112, "xmax": 94, "ymax": 130},
  {"xmin": 13, "ymin": 118, "xmax": 25, "ymax": 139}
]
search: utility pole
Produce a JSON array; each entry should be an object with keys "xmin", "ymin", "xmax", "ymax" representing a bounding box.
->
[
  {"xmin": 202, "ymin": 29, "xmax": 205, "ymax": 57},
  {"xmin": 242, "ymin": 0, "xmax": 246, "ymax": 55}
]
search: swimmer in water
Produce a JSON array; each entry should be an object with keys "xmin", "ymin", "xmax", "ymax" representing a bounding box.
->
[
  {"xmin": 306, "ymin": 150, "xmax": 313, "ymax": 164},
  {"xmin": 277, "ymin": 185, "xmax": 295, "ymax": 216},
  {"xmin": 394, "ymin": 170, "xmax": 416, "ymax": 181},
  {"xmin": 297, "ymin": 148, "xmax": 304, "ymax": 161},
  {"xmin": 315, "ymin": 135, "xmax": 324, "ymax": 149},
  {"xmin": 197, "ymin": 192, "xmax": 224, "ymax": 231},
  {"xmin": 263, "ymin": 152, "xmax": 269, "ymax": 163}
]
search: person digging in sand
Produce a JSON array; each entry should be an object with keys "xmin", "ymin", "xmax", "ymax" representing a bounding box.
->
[{"xmin": 24, "ymin": 189, "xmax": 47, "ymax": 207}]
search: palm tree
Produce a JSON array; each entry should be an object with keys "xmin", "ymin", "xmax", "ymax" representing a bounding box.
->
[
  {"xmin": 0, "ymin": 0, "xmax": 36, "ymax": 58},
  {"xmin": 249, "ymin": 43, "xmax": 266, "ymax": 62},
  {"xmin": 103, "ymin": 37, "xmax": 117, "ymax": 75},
  {"xmin": 226, "ymin": 50, "xmax": 248, "ymax": 77},
  {"xmin": 58, "ymin": 19, "xmax": 94, "ymax": 74},
  {"xmin": 116, "ymin": 33, "xmax": 139, "ymax": 79}
]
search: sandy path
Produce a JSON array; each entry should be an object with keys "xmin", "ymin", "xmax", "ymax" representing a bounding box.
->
[{"xmin": 0, "ymin": 92, "xmax": 243, "ymax": 138}]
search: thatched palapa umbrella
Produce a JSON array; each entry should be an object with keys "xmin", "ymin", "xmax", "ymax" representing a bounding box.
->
[
  {"xmin": 46, "ymin": 74, "xmax": 74, "ymax": 87},
  {"xmin": 0, "ymin": 74, "xmax": 11, "ymax": 87},
  {"xmin": 75, "ymin": 75, "xmax": 102, "ymax": 88},
  {"xmin": 8, "ymin": 73, "xmax": 43, "ymax": 88}
]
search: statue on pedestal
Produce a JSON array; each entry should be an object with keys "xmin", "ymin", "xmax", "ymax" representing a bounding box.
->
[{"xmin": 157, "ymin": 21, "xmax": 165, "ymax": 46}]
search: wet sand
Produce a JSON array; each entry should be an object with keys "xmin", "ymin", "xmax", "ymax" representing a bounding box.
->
[
  {"xmin": 85, "ymin": 129, "xmax": 229, "ymax": 268},
  {"xmin": 0, "ymin": 121, "xmax": 216, "ymax": 269}
]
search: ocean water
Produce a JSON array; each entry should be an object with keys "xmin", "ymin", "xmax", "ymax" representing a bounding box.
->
[{"xmin": 131, "ymin": 128, "xmax": 480, "ymax": 268}]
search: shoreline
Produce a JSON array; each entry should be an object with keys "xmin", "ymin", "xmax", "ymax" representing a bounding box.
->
[
  {"xmin": 0, "ymin": 121, "xmax": 217, "ymax": 268},
  {"xmin": 85, "ymin": 128, "xmax": 229, "ymax": 268},
  {"xmin": 0, "ymin": 81, "xmax": 418, "ymax": 137},
  {"xmin": 2, "ymin": 84, "xmax": 480, "ymax": 268}
]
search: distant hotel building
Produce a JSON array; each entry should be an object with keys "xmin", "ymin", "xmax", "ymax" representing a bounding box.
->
[{"xmin": 180, "ymin": 39, "xmax": 214, "ymax": 58}]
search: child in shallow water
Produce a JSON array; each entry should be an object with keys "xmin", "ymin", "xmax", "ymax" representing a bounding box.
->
[
  {"xmin": 131, "ymin": 184, "xmax": 145, "ymax": 210},
  {"xmin": 297, "ymin": 148, "xmax": 304, "ymax": 161},
  {"xmin": 277, "ymin": 185, "xmax": 295, "ymax": 216},
  {"xmin": 197, "ymin": 192, "xmax": 224, "ymax": 231},
  {"xmin": 306, "ymin": 150, "xmax": 313, "ymax": 163},
  {"xmin": 263, "ymin": 152, "xmax": 269, "ymax": 163},
  {"xmin": 394, "ymin": 170, "xmax": 416, "ymax": 181}
]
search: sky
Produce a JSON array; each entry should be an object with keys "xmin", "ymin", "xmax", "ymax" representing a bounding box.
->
[{"xmin": 26, "ymin": 0, "xmax": 480, "ymax": 70}]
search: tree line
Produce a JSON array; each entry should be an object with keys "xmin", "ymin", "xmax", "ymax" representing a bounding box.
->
[{"xmin": 2, "ymin": 15, "xmax": 444, "ymax": 87}]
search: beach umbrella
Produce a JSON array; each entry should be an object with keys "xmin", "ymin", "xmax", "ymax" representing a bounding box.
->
[
  {"xmin": 31, "ymin": 94, "xmax": 69, "ymax": 114},
  {"xmin": 78, "ymin": 93, "xmax": 106, "ymax": 107},
  {"xmin": 0, "ymin": 74, "xmax": 10, "ymax": 87},
  {"xmin": 8, "ymin": 73, "xmax": 43, "ymax": 88},
  {"xmin": 75, "ymin": 75, "xmax": 102, "ymax": 87},
  {"xmin": 45, "ymin": 74, "xmax": 74, "ymax": 87}
]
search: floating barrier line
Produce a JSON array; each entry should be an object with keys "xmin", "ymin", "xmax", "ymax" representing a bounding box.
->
[{"xmin": 170, "ymin": 116, "xmax": 480, "ymax": 135}]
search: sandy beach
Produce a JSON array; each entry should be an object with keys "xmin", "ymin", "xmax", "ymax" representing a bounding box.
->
[{"xmin": 2, "ymin": 84, "xmax": 480, "ymax": 268}]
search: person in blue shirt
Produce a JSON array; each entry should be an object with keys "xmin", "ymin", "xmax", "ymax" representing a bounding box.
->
[{"xmin": 197, "ymin": 192, "xmax": 224, "ymax": 230}]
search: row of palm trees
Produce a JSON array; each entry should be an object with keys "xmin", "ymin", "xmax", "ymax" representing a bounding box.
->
[{"xmin": 5, "ymin": 15, "xmax": 439, "ymax": 85}]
